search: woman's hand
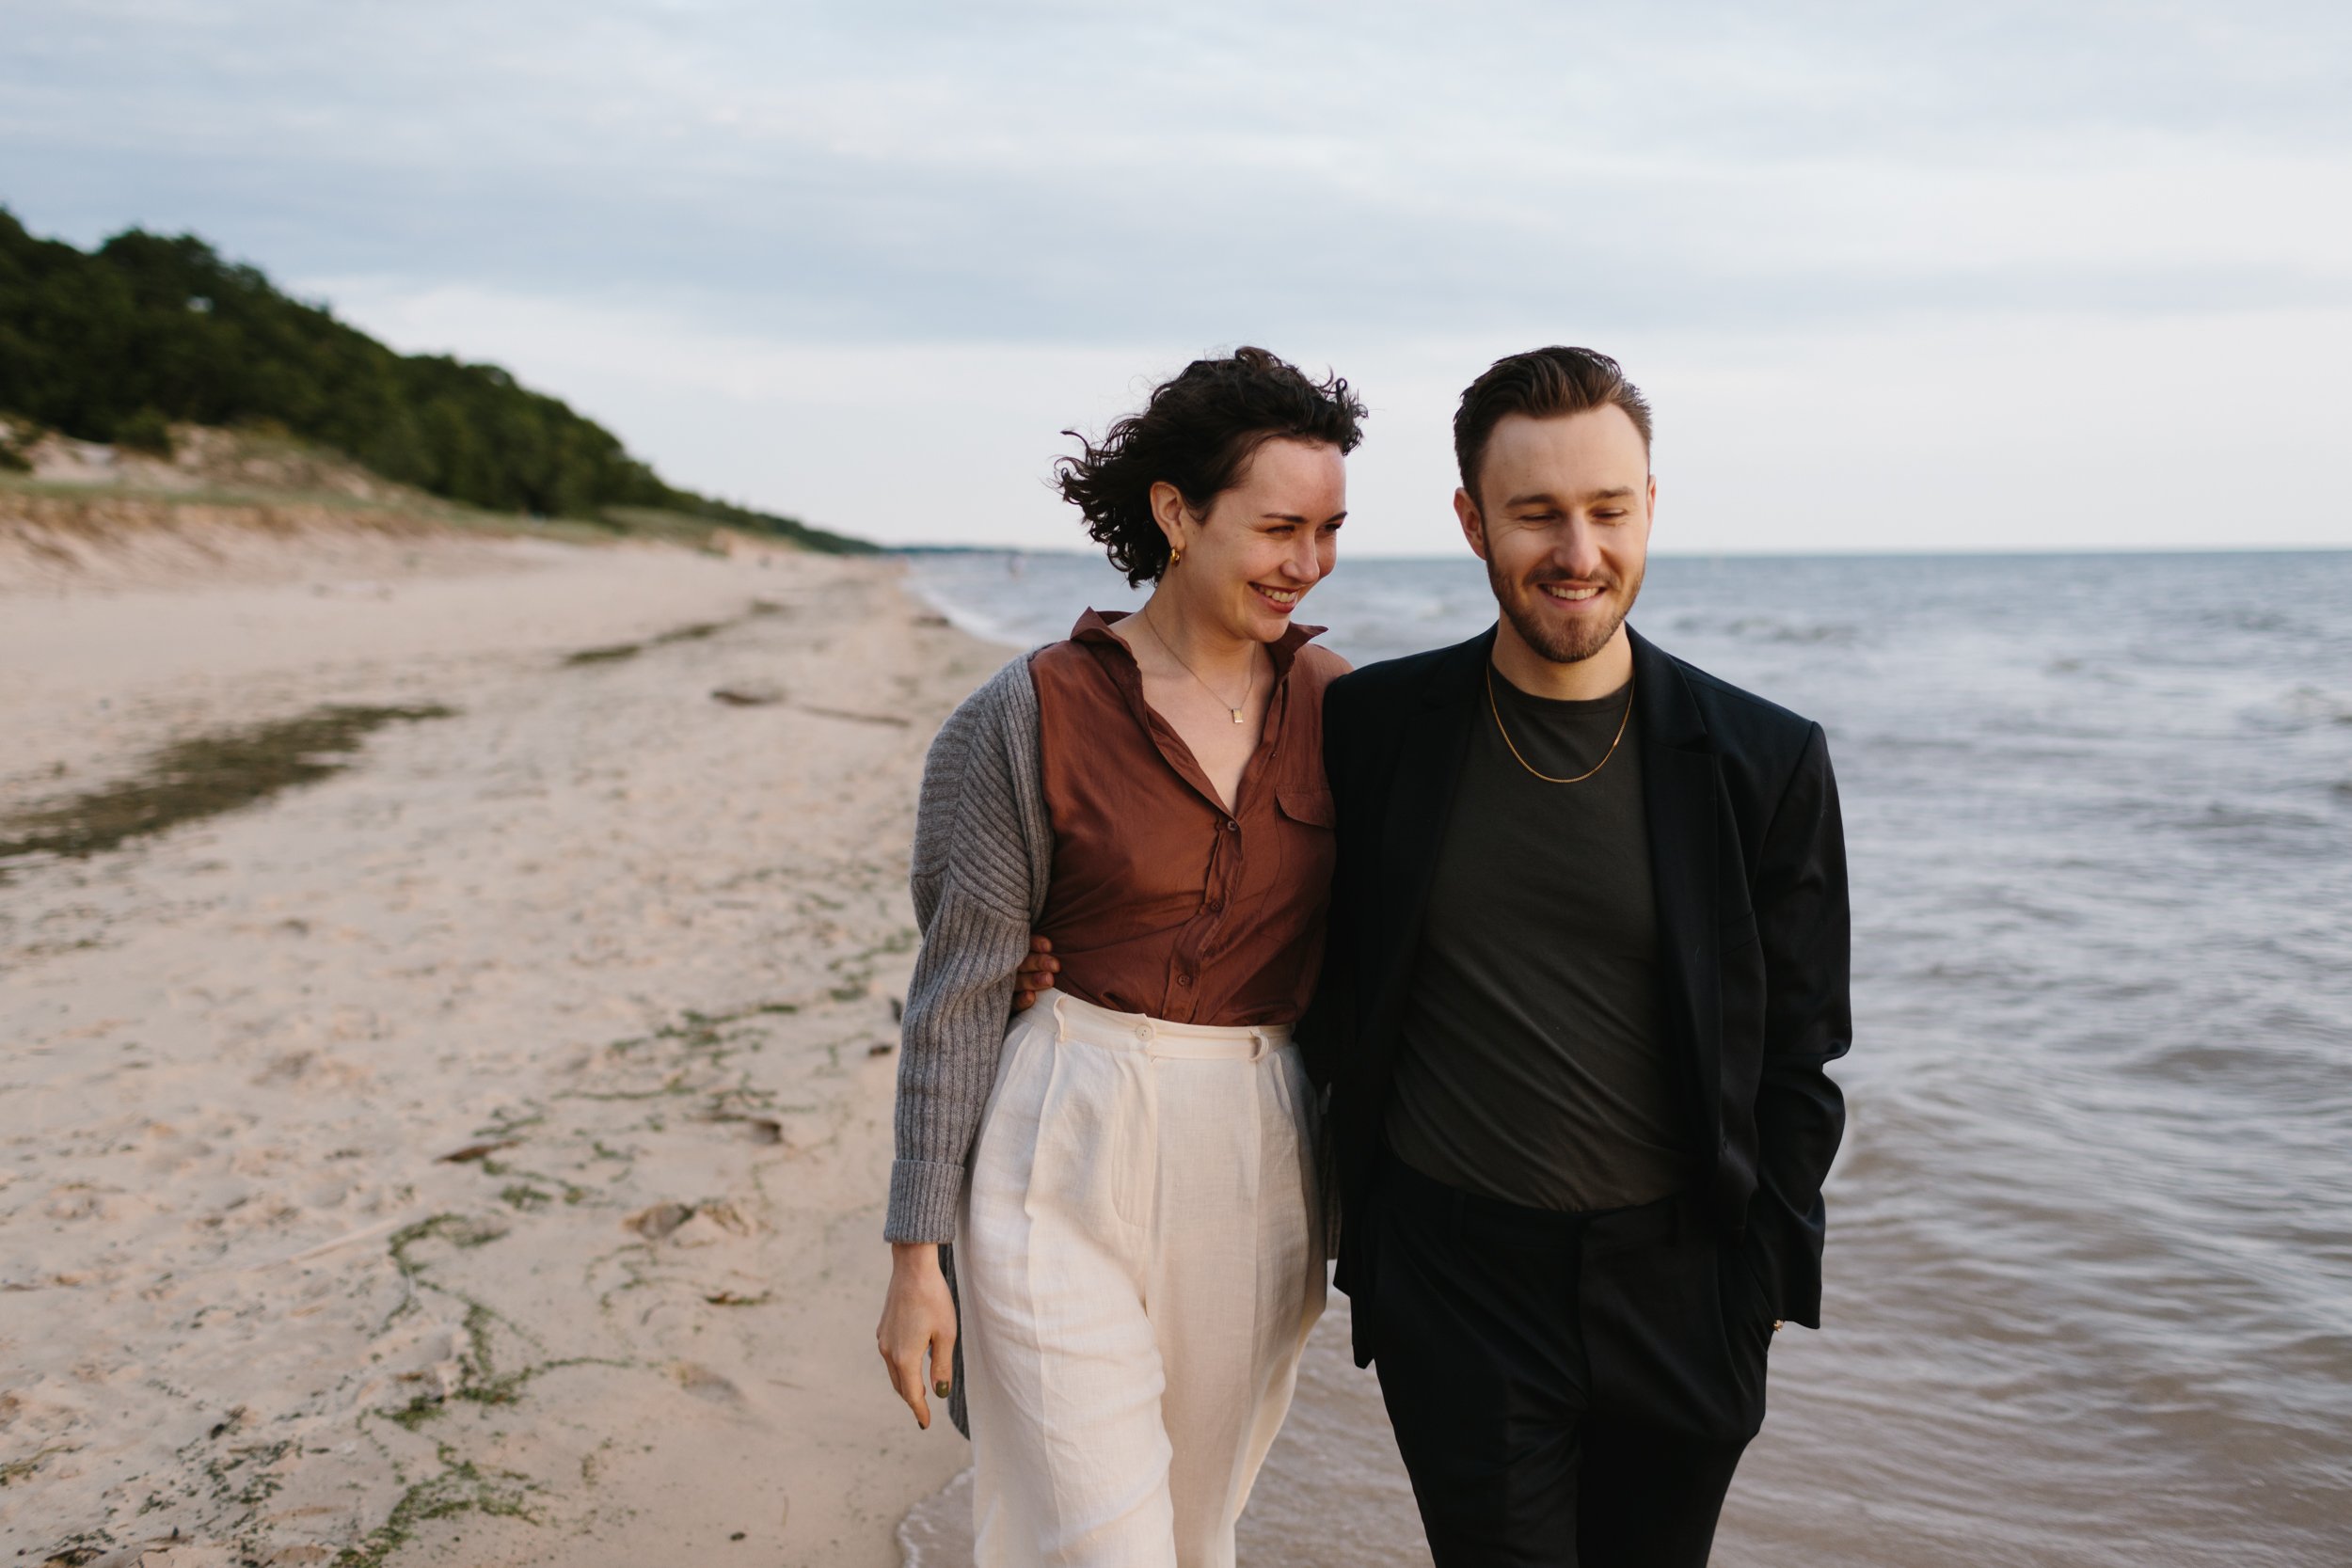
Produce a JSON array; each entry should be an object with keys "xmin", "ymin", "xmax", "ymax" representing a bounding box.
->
[
  {"xmin": 877, "ymin": 1242, "xmax": 959, "ymax": 1430},
  {"xmin": 1011, "ymin": 934, "xmax": 1059, "ymax": 1013}
]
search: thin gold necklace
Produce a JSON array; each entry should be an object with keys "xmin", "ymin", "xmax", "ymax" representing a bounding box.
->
[
  {"xmin": 1139, "ymin": 604, "xmax": 1256, "ymax": 725},
  {"xmin": 1486, "ymin": 660, "xmax": 1633, "ymax": 784}
]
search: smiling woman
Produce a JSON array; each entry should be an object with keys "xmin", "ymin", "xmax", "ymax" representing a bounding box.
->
[
  {"xmin": 877, "ymin": 346, "xmax": 1365, "ymax": 1568},
  {"xmin": 1052, "ymin": 344, "xmax": 1365, "ymax": 587}
]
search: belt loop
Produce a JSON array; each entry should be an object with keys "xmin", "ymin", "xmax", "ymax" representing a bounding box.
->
[
  {"xmin": 1051, "ymin": 993, "xmax": 1070, "ymax": 1043},
  {"xmin": 1249, "ymin": 1028, "xmax": 1267, "ymax": 1062}
]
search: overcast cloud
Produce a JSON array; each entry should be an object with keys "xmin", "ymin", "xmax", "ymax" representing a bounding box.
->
[{"xmin": 6, "ymin": 1, "xmax": 2349, "ymax": 552}]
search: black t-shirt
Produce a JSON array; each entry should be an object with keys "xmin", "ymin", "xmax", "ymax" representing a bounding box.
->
[{"xmin": 1382, "ymin": 662, "xmax": 1691, "ymax": 1212}]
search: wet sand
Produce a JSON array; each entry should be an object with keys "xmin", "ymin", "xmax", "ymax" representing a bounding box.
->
[{"xmin": 1, "ymin": 530, "xmax": 997, "ymax": 1564}]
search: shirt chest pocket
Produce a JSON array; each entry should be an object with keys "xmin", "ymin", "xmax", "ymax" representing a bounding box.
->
[
  {"xmin": 1270, "ymin": 784, "xmax": 1338, "ymax": 895},
  {"xmin": 1275, "ymin": 785, "xmax": 1335, "ymax": 830}
]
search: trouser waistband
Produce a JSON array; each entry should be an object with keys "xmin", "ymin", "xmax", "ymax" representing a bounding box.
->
[
  {"xmin": 1375, "ymin": 1146, "xmax": 1693, "ymax": 1246},
  {"xmin": 1037, "ymin": 988, "xmax": 1291, "ymax": 1062}
]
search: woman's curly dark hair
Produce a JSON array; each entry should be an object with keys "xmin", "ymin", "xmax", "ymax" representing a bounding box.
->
[{"xmin": 1053, "ymin": 346, "xmax": 1367, "ymax": 586}]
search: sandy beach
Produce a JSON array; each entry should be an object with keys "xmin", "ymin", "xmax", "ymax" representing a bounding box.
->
[{"xmin": 1, "ymin": 523, "xmax": 1001, "ymax": 1563}]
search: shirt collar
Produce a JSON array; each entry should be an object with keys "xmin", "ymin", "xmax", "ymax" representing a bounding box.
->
[{"xmin": 1072, "ymin": 606, "xmax": 1326, "ymax": 680}]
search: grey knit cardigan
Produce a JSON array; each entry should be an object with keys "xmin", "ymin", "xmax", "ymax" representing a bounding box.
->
[
  {"xmin": 885, "ymin": 654, "xmax": 1051, "ymax": 1437},
  {"xmin": 887, "ymin": 652, "xmax": 1053, "ymax": 1244}
]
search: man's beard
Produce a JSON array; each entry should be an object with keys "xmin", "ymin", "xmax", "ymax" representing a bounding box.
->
[{"xmin": 1486, "ymin": 551, "xmax": 1645, "ymax": 665}]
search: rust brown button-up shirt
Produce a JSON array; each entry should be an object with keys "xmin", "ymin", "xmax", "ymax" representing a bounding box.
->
[{"xmin": 1030, "ymin": 608, "xmax": 1342, "ymax": 1027}]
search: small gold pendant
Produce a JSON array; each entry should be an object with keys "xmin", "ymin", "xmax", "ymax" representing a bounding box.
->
[{"xmin": 1232, "ymin": 709, "xmax": 1245, "ymax": 724}]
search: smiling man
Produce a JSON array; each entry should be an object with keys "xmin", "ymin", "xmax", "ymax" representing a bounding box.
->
[{"xmin": 1309, "ymin": 347, "xmax": 1851, "ymax": 1566}]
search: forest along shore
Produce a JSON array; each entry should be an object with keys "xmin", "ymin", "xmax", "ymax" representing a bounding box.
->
[{"xmin": 0, "ymin": 530, "xmax": 1001, "ymax": 1565}]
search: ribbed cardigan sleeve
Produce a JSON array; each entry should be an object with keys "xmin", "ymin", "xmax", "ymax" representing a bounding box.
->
[{"xmin": 884, "ymin": 653, "xmax": 1053, "ymax": 1243}]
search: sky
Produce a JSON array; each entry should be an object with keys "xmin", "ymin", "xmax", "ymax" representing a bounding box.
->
[{"xmin": 5, "ymin": 1, "xmax": 2350, "ymax": 555}]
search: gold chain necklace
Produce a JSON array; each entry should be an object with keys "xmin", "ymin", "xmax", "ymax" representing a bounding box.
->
[
  {"xmin": 1139, "ymin": 604, "xmax": 1256, "ymax": 725},
  {"xmin": 1485, "ymin": 659, "xmax": 1634, "ymax": 784}
]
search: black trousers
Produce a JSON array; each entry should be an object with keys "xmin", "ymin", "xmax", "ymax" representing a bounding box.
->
[{"xmin": 1367, "ymin": 1154, "xmax": 1775, "ymax": 1568}]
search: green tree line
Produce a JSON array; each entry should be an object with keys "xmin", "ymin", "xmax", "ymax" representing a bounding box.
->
[{"xmin": 0, "ymin": 207, "xmax": 871, "ymax": 552}]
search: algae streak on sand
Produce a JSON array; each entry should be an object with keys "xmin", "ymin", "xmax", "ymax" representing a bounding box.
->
[{"xmin": 0, "ymin": 705, "xmax": 454, "ymax": 865}]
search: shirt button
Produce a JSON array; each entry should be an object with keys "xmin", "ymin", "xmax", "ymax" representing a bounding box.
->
[
  {"xmin": 1207, "ymin": 899, "xmax": 1224, "ymax": 913},
  {"xmin": 1225, "ymin": 820, "xmax": 1239, "ymax": 832},
  {"xmin": 1177, "ymin": 974, "xmax": 1194, "ymax": 987}
]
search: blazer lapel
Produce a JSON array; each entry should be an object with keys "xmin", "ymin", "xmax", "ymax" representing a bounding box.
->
[
  {"xmin": 1631, "ymin": 625, "xmax": 1724, "ymax": 1137},
  {"xmin": 1367, "ymin": 628, "xmax": 1489, "ymax": 1051}
]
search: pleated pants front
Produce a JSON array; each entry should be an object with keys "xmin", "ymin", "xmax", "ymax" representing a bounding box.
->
[{"xmin": 957, "ymin": 988, "xmax": 1326, "ymax": 1568}]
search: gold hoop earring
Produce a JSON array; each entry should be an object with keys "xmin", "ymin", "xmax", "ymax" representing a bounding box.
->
[{"xmin": 1168, "ymin": 546, "xmax": 1184, "ymax": 568}]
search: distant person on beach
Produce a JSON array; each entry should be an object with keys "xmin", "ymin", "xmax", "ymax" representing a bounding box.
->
[
  {"xmin": 1311, "ymin": 346, "xmax": 1851, "ymax": 1566},
  {"xmin": 877, "ymin": 347, "xmax": 1362, "ymax": 1567}
]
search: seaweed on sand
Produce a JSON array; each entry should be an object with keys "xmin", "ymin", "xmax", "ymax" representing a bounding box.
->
[
  {"xmin": 560, "ymin": 604, "xmax": 754, "ymax": 667},
  {"xmin": 0, "ymin": 703, "xmax": 454, "ymax": 863}
]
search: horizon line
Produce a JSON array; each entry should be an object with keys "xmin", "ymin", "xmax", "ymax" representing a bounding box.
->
[{"xmin": 886, "ymin": 540, "xmax": 2352, "ymax": 562}]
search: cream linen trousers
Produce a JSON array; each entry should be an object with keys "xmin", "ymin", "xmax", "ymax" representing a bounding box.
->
[{"xmin": 956, "ymin": 988, "xmax": 1327, "ymax": 1568}]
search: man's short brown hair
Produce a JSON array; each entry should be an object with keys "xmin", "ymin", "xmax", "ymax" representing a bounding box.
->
[{"xmin": 1454, "ymin": 347, "xmax": 1653, "ymax": 506}]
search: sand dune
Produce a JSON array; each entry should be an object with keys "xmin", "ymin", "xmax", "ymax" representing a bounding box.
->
[{"xmin": 1, "ymin": 531, "xmax": 999, "ymax": 1564}]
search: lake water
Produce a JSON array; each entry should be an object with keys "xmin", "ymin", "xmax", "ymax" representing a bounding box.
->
[{"xmin": 895, "ymin": 547, "xmax": 2352, "ymax": 1568}]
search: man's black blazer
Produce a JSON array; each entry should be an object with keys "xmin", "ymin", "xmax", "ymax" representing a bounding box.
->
[{"xmin": 1306, "ymin": 623, "xmax": 1851, "ymax": 1354}]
